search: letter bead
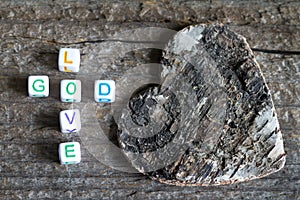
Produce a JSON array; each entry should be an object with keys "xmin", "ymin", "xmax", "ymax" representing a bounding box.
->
[
  {"xmin": 58, "ymin": 48, "xmax": 80, "ymax": 73},
  {"xmin": 28, "ymin": 75, "xmax": 49, "ymax": 97},
  {"xmin": 94, "ymin": 80, "xmax": 115, "ymax": 103},
  {"xmin": 59, "ymin": 142, "xmax": 81, "ymax": 165},
  {"xmin": 60, "ymin": 80, "xmax": 81, "ymax": 102},
  {"xmin": 59, "ymin": 109, "xmax": 81, "ymax": 133}
]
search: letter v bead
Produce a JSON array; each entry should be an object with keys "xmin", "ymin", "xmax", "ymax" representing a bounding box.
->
[
  {"xmin": 65, "ymin": 112, "xmax": 75, "ymax": 124},
  {"xmin": 60, "ymin": 109, "xmax": 81, "ymax": 133}
]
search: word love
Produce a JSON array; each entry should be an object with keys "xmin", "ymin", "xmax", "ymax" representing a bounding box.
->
[{"xmin": 28, "ymin": 48, "xmax": 113, "ymax": 166}]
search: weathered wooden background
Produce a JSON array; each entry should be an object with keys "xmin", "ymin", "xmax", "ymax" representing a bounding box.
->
[{"xmin": 0, "ymin": 0, "xmax": 299, "ymax": 199}]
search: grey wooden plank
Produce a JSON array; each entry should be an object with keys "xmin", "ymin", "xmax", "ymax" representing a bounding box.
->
[
  {"xmin": 0, "ymin": 169, "xmax": 292, "ymax": 191},
  {"xmin": 0, "ymin": 0, "xmax": 299, "ymax": 199},
  {"xmin": 0, "ymin": 166, "xmax": 299, "ymax": 199},
  {"xmin": 0, "ymin": 190, "xmax": 298, "ymax": 200},
  {"xmin": 0, "ymin": 0, "xmax": 299, "ymax": 26}
]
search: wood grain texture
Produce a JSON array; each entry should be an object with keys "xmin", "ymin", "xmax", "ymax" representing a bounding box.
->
[{"xmin": 0, "ymin": 0, "xmax": 299, "ymax": 199}]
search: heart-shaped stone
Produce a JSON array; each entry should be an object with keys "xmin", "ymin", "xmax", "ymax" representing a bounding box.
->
[{"xmin": 118, "ymin": 24, "xmax": 286, "ymax": 186}]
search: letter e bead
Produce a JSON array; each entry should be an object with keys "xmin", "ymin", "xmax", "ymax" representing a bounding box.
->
[{"xmin": 59, "ymin": 142, "xmax": 81, "ymax": 165}]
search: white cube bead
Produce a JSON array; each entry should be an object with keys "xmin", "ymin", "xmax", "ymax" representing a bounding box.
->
[
  {"xmin": 59, "ymin": 109, "xmax": 81, "ymax": 133},
  {"xmin": 58, "ymin": 48, "xmax": 80, "ymax": 72},
  {"xmin": 28, "ymin": 75, "xmax": 49, "ymax": 97},
  {"xmin": 94, "ymin": 80, "xmax": 115, "ymax": 103},
  {"xmin": 60, "ymin": 80, "xmax": 81, "ymax": 102},
  {"xmin": 59, "ymin": 142, "xmax": 81, "ymax": 165}
]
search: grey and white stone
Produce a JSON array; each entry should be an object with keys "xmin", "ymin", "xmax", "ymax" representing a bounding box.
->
[{"xmin": 118, "ymin": 24, "xmax": 286, "ymax": 186}]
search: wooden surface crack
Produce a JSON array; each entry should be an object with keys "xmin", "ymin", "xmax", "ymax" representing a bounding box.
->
[{"xmin": 251, "ymin": 48, "xmax": 300, "ymax": 55}]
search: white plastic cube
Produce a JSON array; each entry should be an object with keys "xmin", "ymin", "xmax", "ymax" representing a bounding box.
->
[
  {"xmin": 58, "ymin": 48, "xmax": 80, "ymax": 72},
  {"xmin": 59, "ymin": 109, "xmax": 81, "ymax": 133},
  {"xmin": 28, "ymin": 75, "xmax": 49, "ymax": 97},
  {"xmin": 59, "ymin": 142, "xmax": 81, "ymax": 165},
  {"xmin": 60, "ymin": 80, "xmax": 81, "ymax": 102},
  {"xmin": 94, "ymin": 80, "xmax": 115, "ymax": 103}
]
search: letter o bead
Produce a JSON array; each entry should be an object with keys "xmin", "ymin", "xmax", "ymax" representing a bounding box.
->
[
  {"xmin": 60, "ymin": 80, "xmax": 81, "ymax": 102},
  {"xmin": 28, "ymin": 75, "xmax": 49, "ymax": 97}
]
